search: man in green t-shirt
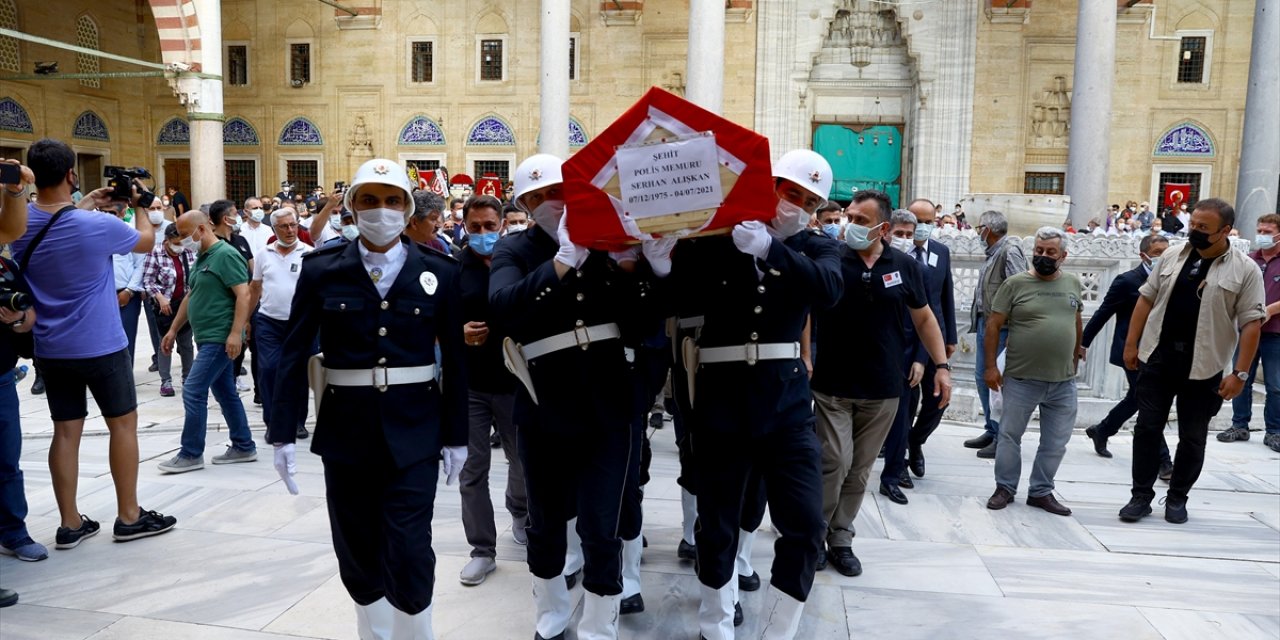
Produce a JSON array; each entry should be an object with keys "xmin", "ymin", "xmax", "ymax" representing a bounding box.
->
[
  {"xmin": 156, "ymin": 209, "xmax": 257, "ymax": 474},
  {"xmin": 982, "ymin": 226, "xmax": 1082, "ymax": 517}
]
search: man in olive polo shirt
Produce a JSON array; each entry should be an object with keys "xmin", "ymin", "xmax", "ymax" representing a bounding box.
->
[{"xmin": 157, "ymin": 210, "xmax": 257, "ymax": 473}]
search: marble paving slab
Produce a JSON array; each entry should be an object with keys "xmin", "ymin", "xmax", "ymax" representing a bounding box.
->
[
  {"xmin": 1138, "ymin": 607, "xmax": 1280, "ymax": 640},
  {"xmin": 84, "ymin": 616, "xmax": 310, "ymax": 640},
  {"xmin": 976, "ymin": 544, "xmax": 1280, "ymax": 615},
  {"xmin": 811, "ymin": 538, "xmax": 1003, "ymax": 597},
  {"xmin": 842, "ymin": 587, "xmax": 1163, "ymax": 640},
  {"xmin": 876, "ymin": 493, "xmax": 1104, "ymax": 551},
  {"xmin": 0, "ymin": 604, "xmax": 120, "ymax": 640},
  {"xmin": 1053, "ymin": 479, "xmax": 1280, "ymax": 515},
  {"xmin": 180, "ymin": 491, "xmax": 327, "ymax": 537},
  {"xmin": 1072, "ymin": 504, "xmax": 1280, "ymax": 563}
]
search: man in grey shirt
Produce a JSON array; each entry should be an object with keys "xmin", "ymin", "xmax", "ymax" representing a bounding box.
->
[{"xmin": 967, "ymin": 210, "xmax": 1027, "ymax": 458}]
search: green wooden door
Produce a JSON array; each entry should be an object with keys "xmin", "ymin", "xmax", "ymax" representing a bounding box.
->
[{"xmin": 813, "ymin": 124, "xmax": 902, "ymax": 207}]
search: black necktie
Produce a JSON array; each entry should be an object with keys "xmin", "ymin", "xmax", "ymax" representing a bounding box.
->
[{"xmin": 915, "ymin": 246, "xmax": 927, "ymax": 266}]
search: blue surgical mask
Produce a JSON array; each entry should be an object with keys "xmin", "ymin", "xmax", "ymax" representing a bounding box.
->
[
  {"xmin": 470, "ymin": 231, "xmax": 500, "ymax": 256},
  {"xmin": 1148, "ymin": 257, "xmax": 1159, "ymax": 273},
  {"xmin": 330, "ymin": 213, "xmax": 342, "ymax": 230},
  {"xmin": 914, "ymin": 223, "xmax": 935, "ymax": 243},
  {"xmin": 1257, "ymin": 234, "xmax": 1277, "ymax": 251},
  {"xmin": 844, "ymin": 222, "xmax": 880, "ymax": 251},
  {"xmin": 821, "ymin": 223, "xmax": 841, "ymax": 240},
  {"xmin": 341, "ymin": 224, "xmax": 360, "ymax": 241}
]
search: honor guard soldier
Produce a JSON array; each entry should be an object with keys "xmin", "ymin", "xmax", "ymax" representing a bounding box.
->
[
  {"xmin": 656, "ymin": 149, "xmax": 844, "ymax": 640},
  {"xmin": 269, "ymin": 158, "xmax": 469, "ymax": 640},
  {"xmin": 489, "ymin": 154, "xmax": 654, "ymax": 640}
]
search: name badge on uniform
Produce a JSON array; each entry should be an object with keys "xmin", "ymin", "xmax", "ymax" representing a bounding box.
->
[
  {"xmin": 420, "ymin": 271, "xmax": 438, "ymax": 296},
  {"xmin": 290, "ymin": 263, "xmax": 299, "ymax": 272},
  {"xmin": 882, "ymin": 271, "xmax": 903, "ymax": 288},
  {"xmin": 928, "ymin": 253, "xmax": 938, "ymax": 268}
]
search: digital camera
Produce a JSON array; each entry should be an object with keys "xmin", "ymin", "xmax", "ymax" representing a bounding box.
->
[{"xmin": 104, "ymin": 166, "xmax": 156, "ymax": 208}]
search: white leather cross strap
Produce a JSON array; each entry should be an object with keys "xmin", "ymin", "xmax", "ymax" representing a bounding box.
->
[
  {"xmin": 325, "ymin": 365, "xmax": 437, "ymax": 390},
  {"xmin": 521, "ymin": 323, "xmax": 621, "ymax": 360},
  {"xmin": 677, "ymin": 315, "xmax": 705, "ymax": 330},
  {"xmin": 698, "ymin": 342, "xmax": 801, "ymax": 366}
]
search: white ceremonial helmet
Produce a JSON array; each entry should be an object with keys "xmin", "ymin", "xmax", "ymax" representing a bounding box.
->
[
  {"xmin": 512, "ymin": 153, "xmax": 564, "ymax": 209},
  {"xmin": 344, "ymin": 158, "xmax": 417, "ymax": 218},
  {"xmin": 772, "ymin": 149, "xmax": 834, "ymax": 203}
]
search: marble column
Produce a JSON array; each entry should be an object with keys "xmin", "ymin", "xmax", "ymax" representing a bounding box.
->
[
  {"xmin": 186, "ymin": 0, "xmax": 224, "ymax": 207},
  {"xmin": 539, "ymin": 0, "xmax": 570, "ymax": 159},
  {"xmin": 1064, "ymin": 0, "xmax": 1116, "ymax": 228},
  {"xmin": 1235, "ymin": 0, "xmax": 1280, "ymax": 238},
  {"xmin": 686, "ymin": 0, "xmax": 726, "ymax": 114},
  {"xmin": 753, "ymin": 0, "xmax": 799, "ymax": 157},
  {"xmin": 907, "ymin": 1, "xmax": 978, "ymax": 209}
]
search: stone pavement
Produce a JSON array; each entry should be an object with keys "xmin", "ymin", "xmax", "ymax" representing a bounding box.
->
[{"xmin": 2, "ymin": 343, "xmax": 1278, "ymax": 639}]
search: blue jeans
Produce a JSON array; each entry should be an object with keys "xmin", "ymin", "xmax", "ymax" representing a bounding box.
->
[
  {"xmin": 1231, "ymin": 333, "xmax": 1280, "ymax": 434},
  {"xmin": 974, "ymin": 315, "xmax": 1008, "ymax": 436},
  {"xmin": 994, "ymin": 376, "xmax": 1077, "ymax": 498},
  {"xmin": 119, "ymin": 293, "xmax": 142, "ymax": 364},
  {"xmin": 254, "ymin": 313, "xmax": 309, "ymax": 431},
  {"xmin": 180, "ymin": 342, "xmax": 255, "ymax": 458},
  {"xmin": 0, "ymin": 371, "xmax": 32, "ymax": 547}
]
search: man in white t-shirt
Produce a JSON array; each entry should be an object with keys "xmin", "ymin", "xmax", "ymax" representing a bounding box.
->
[
  {"xmin": 239, "ymin": 197, "xmax": 274, "ymax": 259},
  {"xmin": 249, "ymin": 208, "xmax": 313, "ymax": 441}
]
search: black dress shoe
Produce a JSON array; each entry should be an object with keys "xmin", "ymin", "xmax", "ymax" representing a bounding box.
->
[
  {"xmin": 879, "ymin": 482, "xmax": 908, "ymax": 505},
  {"xmin": 898, "ymin": 469, "xmax": 914, "ymax": 489},
  {"xmin": 253, "ymin": 392, "xmax": 262, "ymax": 405},
  {"xmin": 296, "ymin": 425, "xmax": 310, "ymax": 440},
  {"xmin": 734, "ymin": 601, "xmax": 743, "ymax": 626},
  {"xmin": 564, "ymin": 570, "xmax": 580, "ymax": 590},
  {"xmin": 1085, "ymin": 426, "xmax": 1112, "ymax": 458},
  {"xmin": 148, "ymin": 362, "xmax": 159, "ymax": 373},
  {"xmin": 649, "ymin": 412, "xmax": 664, "ymax": 430},
  {"xmin": 976, "ymin": 441, "xmax": 997, "ymax": 459},
  {"xmin": 1158, "ymin": 462, "xmax": 1174, "ymax": 482},
  {"xmin": 816, "ymin": 552, "xmax": 827, "ymax": 571},
  {"xmin": 534, "ymin": 632, "xmax": 565, "ymax": 640},
  {"xmin": 908, "ymin": 452, "xmax": 926, "ymax": 478},
  {"xmin": 738, "ymin": 571, "xmax": 760, "ymax": 592},
  {"xmin": 1026, "ymin": 493, "xmax": 1072, "ymax": 516},
  {"xmin": 620, "ymin": 593, "xmax": 644, "ymax": 615},
  {"xmin": 31, "ymin": 375, "xmax": 44, "ymax": 395},
  {"xmin": 0, "ymin": 587, "xmax": 16, "ymax": 608},
  {"xmin": 986, "ymin": 486, "xmax": 1015, "ymax": 510},
  {"xmin": 964, "ymin": 432, "xmax": 994, "ymax": 449},
  {"xmin": 642, "ymin": 535, "xmax": 648, "ymax": 548},
  {"xmin": 677, "ymin": 539, "xmax": 697, "ymax": 561},
  {"xmin": 826, "ymin": 546, "xmax": 862, "ymax": 577}
]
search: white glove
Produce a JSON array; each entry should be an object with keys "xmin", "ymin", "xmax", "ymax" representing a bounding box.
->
[
  {"xmin": 441, "ymin": 446, "xmax": 468, "ymax": 486},
  {"xmin": 609, "ymin": 246, "xmax": 640, "ymax": 266},
  {"xmin": 273, "ymin": 443, "xmax": 299, "ymax": 495},
  {"xmin": 554, "ymin": 212, "xmax": 589, "ymax": 270},
  {"xmin": 732, "ymin": 221, "xmax": 772, "ymax": 260},
  {"xmin": 642, "ymin": 236, "xmax": 677, "ymax": 278}
]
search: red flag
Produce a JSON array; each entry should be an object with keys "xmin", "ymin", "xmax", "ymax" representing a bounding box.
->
[
  {"xmin": 430, "ymin": 169, "xmax": 449, "ymax": 196},
  {"xmin": 476, "ymin": 173, "xmax": 504, "ymax": 200},
  {"xmin": 562, "ymin": 86, "xmax": 774, "ymax": 251},
  {"xmin": 1164, "ymin": 183, "xmax": 1191, "ymax": 208}
]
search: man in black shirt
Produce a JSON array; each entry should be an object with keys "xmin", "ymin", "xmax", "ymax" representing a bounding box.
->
[
  {"xmin": 167, "ymin": 186, "xmax": 189, "ymax": 216},
  {"xmin": 810, "ymin": 189, "xmax": 951, "ymax": 577}
]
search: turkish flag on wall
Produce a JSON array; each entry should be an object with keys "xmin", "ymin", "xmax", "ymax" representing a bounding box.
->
[
  {"xmin": 1164, "ymin": 183, "xmax": 1191, "ymax": 208},
  {"xmin": 562, "ymin": 86, "xmax": 775, "ymax": 251}
]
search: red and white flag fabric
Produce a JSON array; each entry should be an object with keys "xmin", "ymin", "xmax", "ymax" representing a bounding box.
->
[
  {"xmin": 476, "ymin": 173, "xmax": 504, "ymax": 200},
  {"xmin": 430, "ymin": 169, "xmax": 449, "ymax": 197},
  {"xmin": 1164, "ymin": 183, "xmax": 1191, "ymax": 209},
  {"xmin": 562, "ymin": 86, "xmax": 775, "ymax": 251}
]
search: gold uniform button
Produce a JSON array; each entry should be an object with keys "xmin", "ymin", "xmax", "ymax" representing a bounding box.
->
[
  {"xmin": 753, "ymin": 306, "xmax": 763, "ymax": 314},
  {"xmin": 378, "ymin": 327, "xmax": 387, "ymax": 336},
  {"xmin": 380, "ymin": 301, "xmax": 389, "ymax": 310}
]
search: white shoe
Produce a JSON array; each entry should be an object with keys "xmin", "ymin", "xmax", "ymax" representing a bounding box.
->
[
  {"xmin": 736, "ymin": 528, "xmax": 757, "ymax": 578},
  {"xmin": 681, "ymin": 488, "xmax": 698, "ymax": 546},
  {"xmin": 758, "ymin": 586, "xmax": 805, "ymax": 640},
  {"xmin": 698, "ymin": 582, "xmax": 736, "ymax": 640},
  {"xmin": 577, "ymin": 592, "xmax": 620, "ymax": 640},
  {"xmin": 235, "ymin": 376, "xmax": 251, "ymax": 392},
  {"xmin": 532, "ymin": 575, "xmax": 574, "ymax": 639},
  {"xmin": 355, "ymin": 598, "xmax": 395, "ymax": 640},
  {"xmin": 621, "ymin": 535, "xmax": 643, "ymax": 599},
  {"xmin": 459, "ymin": 556, "xmax": 497, "ymax": 586},
  {"xmin": 564, "ymin": 517, "xmax": 585, "ymax": 577},
  {"xmin": 391, "ymin": 603, "xmax": 436, "ymax": 640}
]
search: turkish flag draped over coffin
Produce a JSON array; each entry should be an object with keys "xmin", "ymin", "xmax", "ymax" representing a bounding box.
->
[{"xmin": 562, "ymin": 86, "xmax": 775, "ymax": 251}]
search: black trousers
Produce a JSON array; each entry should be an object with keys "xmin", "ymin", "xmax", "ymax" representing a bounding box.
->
[
  {"xmin": 907, "ymin": 362, "xmax": 945, "ymax": 454},
  {"xmin": 691, "ymin": 423, "xmax": 824, "ymax": 602},
  {"xmin": 1099, "ymin": 367, "xmax": 1172, "ymax": 465},
  {"xmin": 323, "ymin": 452, "xmax": 439, "ymax": 615},
  {"xmin": 519, "ymin": 412, "xmax": 632, "ymax": 596},
  {"xmin": 881, "ymin": 378, "xmax": 915, "ymax": 484},
  {"xmin": 1131, "ymin": 362, "xmax": 1224, "ymax": 501}
]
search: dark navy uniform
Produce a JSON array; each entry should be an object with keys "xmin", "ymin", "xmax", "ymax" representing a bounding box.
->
[
  {"xmin": 488, "ymin": 223, "xmax": 652, "ymax": 597},
  {"xmin": 669, "ymin": 230, "xmax": 843, "ymax": 603},
  {"xmin": 270, "ymin": 238, "xmax": 468, "ymax": 615}
]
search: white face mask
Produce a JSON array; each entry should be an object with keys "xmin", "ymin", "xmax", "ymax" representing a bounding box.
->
[
  {"xmin": 769, "ymin": 200, "xmax": 810, "ymax": 239},
  {"xmin": 180, "ymin": 232, "xmax": 200, "ymax": 253},
  {"xmin": 167, "ymin": 242, "xmax": 183, "ymax": 254},
  {"xmin": 1257, "ymin": 234, "xmax": 1277, "ymax": 251},
  {"xmin": 355, "ymin": 208, "xmax": 405, "ymax": 246},
  {"xmin": 341, "ymin": 224, "xmax": 360, "ymax": 241},
  {"xmin": 148, "ymin": 210, "xmax": 165, "ymax": 225},
  {"xmin": 531, "ymin": 200, "xmax": 566, "ymax": 233},
  {"xmin": 229, "ymin": 220, "xmax": 242, "ymax": 233},
  {"xmin": 249, "ymin": 208, "xmax": 265, "ymax": 223},
  {"xmin": 890, "ymin": 236, "xmax": 915, "ymax": 253},
  {"xmin": 506, "ymin": 223, "xmax": 528, "ymax": 234},
  {"xmin": 276, "ymin": 237, "xmax": 298, "ymax": 248},
  {"xmin": 329, "ymin": 213, "xmax": 342, "ymax": 230}
]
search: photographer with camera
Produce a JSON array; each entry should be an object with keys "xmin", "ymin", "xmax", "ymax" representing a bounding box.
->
[
  {"xmin": 0, "ymin": 255, "xmax": 47, "ymax": 564},
  {"xmin": 10, "ymin": 139, "xmax": 176, "ymax": 548}
]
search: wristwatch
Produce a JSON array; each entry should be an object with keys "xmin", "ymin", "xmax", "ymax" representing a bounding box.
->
[
  {"xmin": 935, "ymin": 362, "xmax": 952, "ymax": 371},
  {"xmin": 1233, "ymin": 370, "xmax": 1249, "ymax": 381}
]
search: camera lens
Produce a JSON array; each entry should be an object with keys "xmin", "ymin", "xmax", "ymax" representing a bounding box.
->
[{"xmin": 2, "ymin": 290, "xmax": 32, "ymax": 312}]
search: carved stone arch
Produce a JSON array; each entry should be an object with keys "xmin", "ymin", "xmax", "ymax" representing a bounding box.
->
[
  {"xmin": 1152, "ymin": 120, "xmax": 1216, "ymax": 158},
  {"xmin": 404, "ymin": 12, "xmax": 440, "ymax": 34},
  {"xmin": 466, "ymin": 114, "xmax": 516, "ymax": 146},
  {"xmin": 222, "ymin": 18, "xmax": 251, "ymax": 41},
  {"xmin": 474, "ymin": 10, "xmax": 510, "ymax": 34},
  {"xmin": 1175, "ymin": 8, "xmax": 1219, "ymax": 31},
  {"xmin": 285, "ymin": 18, "xmax": 315, "ymax": 39},
  {"xmin": 145, "ymin": 0, "xmax": 204, "ymax": 69}
]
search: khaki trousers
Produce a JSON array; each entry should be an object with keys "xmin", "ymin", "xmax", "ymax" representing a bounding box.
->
[{"xmin": 813, "ymin": 391, "xmax": 898, "ymax": 548}]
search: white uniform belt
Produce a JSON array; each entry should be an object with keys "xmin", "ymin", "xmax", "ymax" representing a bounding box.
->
[
  {"xmin": 521, "ymin": 323, "xmax": 621, "ymax": 360},
  {"xmin": 325, "ymin": 365, "xmax": 437, "ymax": 388},
  {"xmin": 677, "ymin": 315, "xmax": 705, "ymax": 330},
  {"xmin": 699, "ymin": 342, "xmax": 801, "ymax": 365}
]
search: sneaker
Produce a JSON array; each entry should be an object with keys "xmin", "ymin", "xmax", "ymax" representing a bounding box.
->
[
  {"xmin": 54, "ymin": 515, "xmax": 100, "ymax": 549},
  {"xmin": 649, "ymin": 412, "xmax": 665, "ymax": 430},
  {"xmin": 157, "ymin": 453, "xmax": 204, "ymax": 474},
  {"xmin": 459, "ymin": 557, "xmax": 497, "ymax": 586},
  {"xmin": 0, "ymin": 538, "xmax": 48, "ymax": 562},
  {"xmin": 211, "ymin": 446, "xmax": 257, "ymax": 465},
  {"xmin": 512, "ymin": 518, "xmax": 528, "ymax": 546},
  {"xmin": 30, "ymin": 375, "xmax": 44, "ymax": 395},
  {"xmin": 1118, "ymin": 497, "xmax": 1153, "ymax": 522},
  {"xmin": 148, "ymin": 362, "xmax": 159, "ymax": 373},
  {"xmin": 296, "ymin": 425, "xmax": 310, "ymax": 440},
  {"xmin": 159, "ymin": 382, "xmax": 174, "ymax": 397},
  {"xmin": 976, "ymin": 441, "xmax": 997, "ymax": 459},
  {"xmin": 1217, "ymin": 426, "xmax": 1250, "ymax": 442},
  {"xmin": 113, "ymin": 508, "xmax": 177, "ymax": 541},
  {"xmin": 1163, "ymin": 495, "xmax": 1189, "ymax": 524},
  {"xmin": 235, "ymin": 376, "xmax": 251, "ymax": 392},
  {"xmin": 677, "ymin": 539, "xmax": 697, "ymax": 561},
  {"xmin": 1265, "ymin": 433, "xmax": 1280, "ymax": 453},
  {"xmin": 0, "ymin": 588, "xmax": 16, "ymax": 608}
]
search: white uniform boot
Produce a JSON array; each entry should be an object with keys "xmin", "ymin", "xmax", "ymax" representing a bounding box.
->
[
  {"xmin": 620, "ymin": 535, "xmax": 644, "ymax": 614},
  {"xmin": 564, "ymin": 517, "xmax": 585, "ymax": 579},
  {"xmin": 698, "ymin": 582, "xmax": 736, "ymax": 640},
  {"xmin": 354, "ymin": 598, "xmax": 395, "ymax": 640},
  {"xmin": 577, "ymin": 592, "xmax": 621, "ymax": 640},
  {"xmin": 532, "ymin": 575, "xmax": 574, "ymax": 640},
  {"xmin": 757, "ymin": 586, "xmax": 805, "ymax": 640},
  {"xmin": 390, "ymin": 604, "xmax": 436, "ymax": 640},
  {"xmin": 736, "ymin": 528, "xmax": 759, "ymax": 590}
]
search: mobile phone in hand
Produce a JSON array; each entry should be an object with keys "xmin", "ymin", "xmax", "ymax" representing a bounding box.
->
[{"xmin": 0, "ymin": 163, "xmax": 21, "ymax": 185}]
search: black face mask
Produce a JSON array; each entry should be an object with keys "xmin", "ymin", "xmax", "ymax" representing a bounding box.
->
[
  {"xmin": 1188, "ymin": 229, "xmax": 1215, "ymax": 251},
  {"xmin": 1032, "ymin": 255, "xmax": 1059, "ymax": 276}
]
